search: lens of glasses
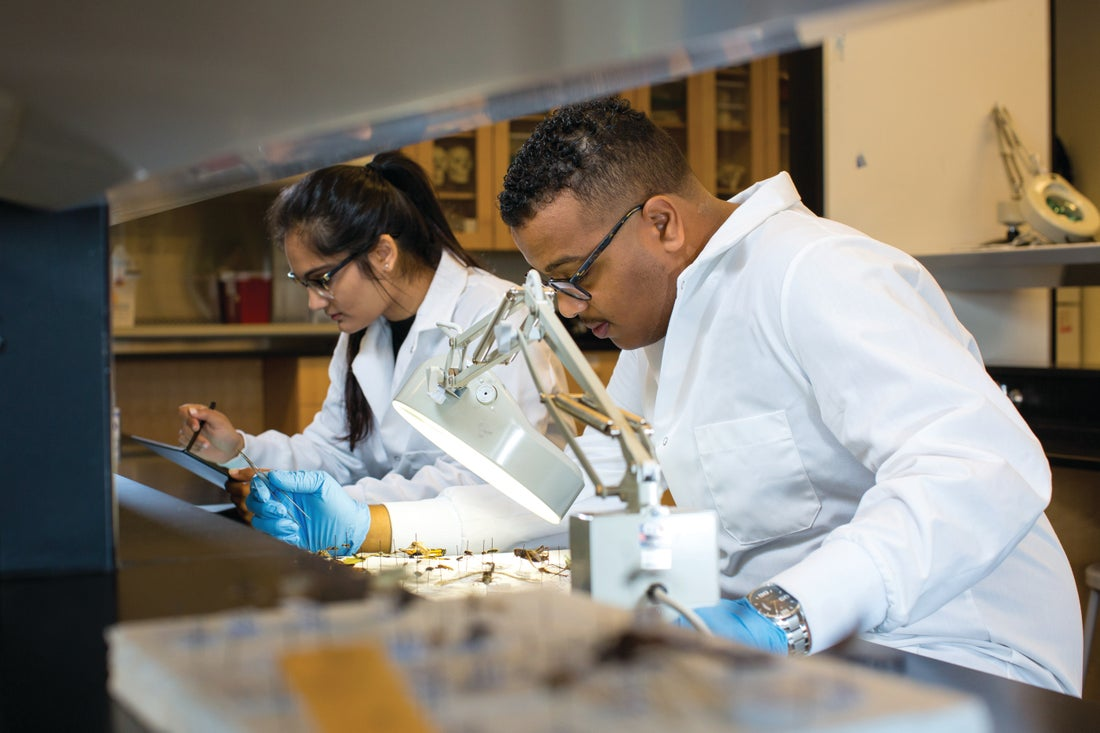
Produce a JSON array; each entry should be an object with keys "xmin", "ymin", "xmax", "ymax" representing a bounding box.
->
[
  {"xmin": 287, "ymin": 272, "xmax": 336, "ymax": 299},
  {"xmin": 548, "ymin": 281, "xmax": 591, "ymax": 301}
]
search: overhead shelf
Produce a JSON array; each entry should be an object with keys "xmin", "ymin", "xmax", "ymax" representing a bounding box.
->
[
  {"xmin": 916, "ymin": 242, "xmax": 1100, "ymax": 291},
  {"xmin": 112, "ymin": 322, "xmax": 339, "ymax": 356}
]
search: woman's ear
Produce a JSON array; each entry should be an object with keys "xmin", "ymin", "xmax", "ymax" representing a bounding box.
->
[{"xmin": 369, "ymin": 234, "xmax": 397, "ymax": 274}]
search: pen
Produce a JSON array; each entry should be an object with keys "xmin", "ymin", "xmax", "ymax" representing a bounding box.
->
[
  {"xmin": 184, "ymin": 401, "xmax": 216, "ymax": 453},
  {"xmin": 238, "ymin": 448, "xmax": 311, "ymax": 519}
]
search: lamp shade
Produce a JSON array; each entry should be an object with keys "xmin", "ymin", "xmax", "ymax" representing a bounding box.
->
[{"xmin": 393, "ymin": 356, "xmax": 584, "ymax": 524}]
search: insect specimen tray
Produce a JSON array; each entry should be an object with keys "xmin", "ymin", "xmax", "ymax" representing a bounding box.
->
[
  {"xmin": 106, "ymin": 586, "xmax": 991, "ymax": 732},
  {"xmin": 338, "ymin": 543, "xmax": 572, "ymax": 599}
]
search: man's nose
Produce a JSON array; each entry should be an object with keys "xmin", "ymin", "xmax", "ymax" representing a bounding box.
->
[{"xmin": 555, "ymin": 296, "xmax": 587, "ymax": 320}]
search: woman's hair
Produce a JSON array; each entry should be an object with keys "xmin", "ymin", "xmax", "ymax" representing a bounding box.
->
[
  {"xmin": 498, "ymin": 96, "xmax": 691, "ymax": 228},
  {"xmin": 267, "ymin": 151, "xmax": 479, "ymax": 449}
]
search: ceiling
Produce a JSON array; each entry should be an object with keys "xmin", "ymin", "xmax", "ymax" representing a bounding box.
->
[{"xmin": 0, "ymin": 0, "xmax": 955, "ymax": 222}]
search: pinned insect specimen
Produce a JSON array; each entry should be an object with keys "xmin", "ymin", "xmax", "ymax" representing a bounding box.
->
[
  {"xmin": 400, "ymin": 541, "xmax": 446, "ymax": 558},
  {"xmin": 513, "ymin": 545, "xmax": 551, "ymax": 564}
]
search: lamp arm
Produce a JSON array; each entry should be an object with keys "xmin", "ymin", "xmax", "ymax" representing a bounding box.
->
[
  {"xmin": 513, "ymin": 332, "xmax": 611, "ymax": 499},
  {"xmin": 519, "ymin": 274, "xmax": 662, "ymax": 512},
  {"xmin": 993, "ymin": 104, "xmax": 1043, "ymax": 201},
  {"xmin": 428, "ymin": 270, "xmax": 663, "ymax": 512},
  {"xmin": 438, "ymin": 288, "xmax": 528, "ymax": 393}
]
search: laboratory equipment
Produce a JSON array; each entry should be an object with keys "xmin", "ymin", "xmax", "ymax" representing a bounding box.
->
[
  {"xmin": 992, "ymin": 104, "xmax": 1100, "ymax": 245},
  {"xmin": 392, "ymin": 270, "xmax": 719, "ymax": 618}
]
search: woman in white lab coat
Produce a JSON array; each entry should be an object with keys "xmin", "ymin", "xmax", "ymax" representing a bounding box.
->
[{"xmin": 180, "ymin": 152, "xmax": 569, "ymax": 553}]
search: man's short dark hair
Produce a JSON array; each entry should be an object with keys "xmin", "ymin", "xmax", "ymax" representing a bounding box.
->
[{"xmin": 498, "ymin": 96, "xmax": 691, "ymax": 228}]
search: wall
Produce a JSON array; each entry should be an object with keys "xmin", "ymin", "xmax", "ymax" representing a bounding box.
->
[
  {"xmin": 823, "ymin": 0, "xmax": 1053, "ymax": 366},
  {"xmin": 825, "ymin": 3, "xmax": 1100, "ymax": 699}
]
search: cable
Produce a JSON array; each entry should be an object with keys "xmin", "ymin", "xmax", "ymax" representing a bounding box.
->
[{"xmin": 644, "ymin": 583, "xmax": 712, "ymax": 635}]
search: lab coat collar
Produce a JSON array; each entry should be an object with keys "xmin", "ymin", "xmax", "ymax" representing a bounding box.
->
[
  {"xmin": 392, "ymin": 250, "xmax": 471, "ymax": 384},
  {"xmin": 351, "ymin": 250, "xmax": 471, "ymax": 412},
  {"xmin": 685, "ymin": 171, "xmax": 802, "ymax": 276},
  {"xmin": 408, "ymin": 250, "xmax": 470, "ymax": 339},
  {"xmin": 654, "ymin": 173, "xmax": 801, "ymax": 412}
]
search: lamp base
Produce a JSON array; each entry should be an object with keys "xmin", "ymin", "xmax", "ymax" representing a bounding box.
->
[{"xmin": 569, "ymin": 508, "xmax": 720, "ymax": 620}]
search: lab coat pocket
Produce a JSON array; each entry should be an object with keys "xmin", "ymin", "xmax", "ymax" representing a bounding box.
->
[{"xmin": 695, "ymin": 411, "xmax": 820, "ymax": 545}]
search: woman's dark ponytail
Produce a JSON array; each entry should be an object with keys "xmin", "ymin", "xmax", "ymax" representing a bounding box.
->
[
  {"xmin": 267, "ymin": 151, "xmax": 480, "ymax": 451},
  {"xmin": 366, "ymin": 152, "xmax": 479, "ymax": 269}
]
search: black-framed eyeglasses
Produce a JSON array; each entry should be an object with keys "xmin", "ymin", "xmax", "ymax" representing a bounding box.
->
[
  {"xmin": 546, "ymin": 202, "xmax": 644, "ymax": 301},
  {"xmin": 286, "ymin": 250, "xmax": 360, "ymax": 300}
]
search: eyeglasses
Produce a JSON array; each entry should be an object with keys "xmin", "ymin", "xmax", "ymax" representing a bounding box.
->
[
  {"xmin": 286, "ymin": 250, "xmax": 360, "ymax": 300},
  {"xmin": 546, "ymin": 203, "xmax": 643, "ymax": 301}
]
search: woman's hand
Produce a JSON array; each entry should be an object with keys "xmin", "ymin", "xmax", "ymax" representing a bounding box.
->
[
  {"xmin": 225, "ymin": 468, "xmax": 255, "ymax": 524},
  {"xmin": 177, "ymin": 402, "xmax": 245, "ymax": 464}
]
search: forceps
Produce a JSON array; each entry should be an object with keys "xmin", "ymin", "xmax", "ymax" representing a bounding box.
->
[{"xmin": 238, "ymin": 449, "xmax": 310, "ymax": 519}]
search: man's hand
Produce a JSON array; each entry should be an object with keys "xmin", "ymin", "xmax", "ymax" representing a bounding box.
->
[{"xmin": 677, "ymin": 598, "xmax": 788, "ymax": 655}]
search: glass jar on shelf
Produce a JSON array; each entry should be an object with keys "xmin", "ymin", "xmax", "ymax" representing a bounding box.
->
[
  {"xmin": 714, "ymin": 64, "xmax": 752, "ymax": 198},
  {"xmin": 491, "ymin": 111, "xmax": 550, "ymax": 250},
  {"xmin": 404, "ymin": 126, "xmax": 495, "ymax": 250},
  {"xmin": 649, "ymin": 79, "xmax": 689, "ymax": 155}
]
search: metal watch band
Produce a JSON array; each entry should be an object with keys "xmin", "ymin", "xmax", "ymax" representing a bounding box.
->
[{"xmin": 748, "ymin": 584, "xmax": 812, "ymax": 656}]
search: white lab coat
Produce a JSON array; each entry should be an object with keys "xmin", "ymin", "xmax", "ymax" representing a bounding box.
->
[
  {"xmin": 240, "ymin": 252, "xmax": 570, "ymax": 552},
  {"xmin": 573, "ymin": 173, "xmax": 1082, "ymax": 694}
]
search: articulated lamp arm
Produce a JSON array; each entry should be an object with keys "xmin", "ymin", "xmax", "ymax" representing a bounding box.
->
[
  {"xmin": 990, "ymin": 104, "xmax": 1100, "ymax": 244},
  {"xmin": 431, "ymin": 270, "xmax": 663, "ymax": 514}
]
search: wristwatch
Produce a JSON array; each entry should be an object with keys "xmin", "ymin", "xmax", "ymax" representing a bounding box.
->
[{"xmin": 747, "ymin": 584, "xmax": 812, "ymax": 656}]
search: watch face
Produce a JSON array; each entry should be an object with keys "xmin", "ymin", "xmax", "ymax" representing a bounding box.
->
[
  {"xmin": 751, "ymin": 586, "xmax": 794, "ymax": 617},
  {"xmin": 750, "ymin": 584, "xmax": 810, "ymax": 655}
]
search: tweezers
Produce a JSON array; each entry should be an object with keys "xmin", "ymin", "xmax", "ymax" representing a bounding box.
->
[{"xmin": 238, "ymin": 449, "xmax": 310, "ymax": 519}]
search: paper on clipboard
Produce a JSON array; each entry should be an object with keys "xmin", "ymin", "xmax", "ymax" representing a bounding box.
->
[{"xmin": 130, "ymin": 435, "xmax": 231, "ymax": 488}]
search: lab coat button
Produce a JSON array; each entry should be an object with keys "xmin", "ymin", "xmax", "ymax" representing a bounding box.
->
[{"xmin": 661, "ymin": 436, "xmax": 669, "ymax": 446}]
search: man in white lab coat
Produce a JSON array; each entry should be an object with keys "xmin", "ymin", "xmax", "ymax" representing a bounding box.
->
[{"xmin": 497, "ymin": 96, "xmax": 1083, "ymax": 695}]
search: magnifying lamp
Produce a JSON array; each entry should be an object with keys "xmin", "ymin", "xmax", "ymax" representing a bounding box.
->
[
  {"xmin": 393, "ymin": 355, "xmax": 583, "ymax": 524},
  {"xmin": 392, "ymin": 271, "xmax": 719, "ymax": 616},
  {"xmin": 993, "ymin": 104, "xmax": 1100, "ymax": 245}
]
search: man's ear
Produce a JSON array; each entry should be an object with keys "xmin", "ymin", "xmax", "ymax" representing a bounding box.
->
[{"xmin": 642, "ymin": 196, "xmax": 685, "ymax": 253}]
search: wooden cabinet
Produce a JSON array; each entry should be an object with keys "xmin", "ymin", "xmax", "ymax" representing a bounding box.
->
[
  {"xmin": 490, "ymin": 110, "xmax": 550, "ymax": 249},
  {"xmin": 644, "ymin": 59, "xmax": 785, "ymax": 199},
  {"xmin": 409, "ymin": 58, "xmax": 796, "ymax": 252},
  {"xmin": 403, "ymin": 126, "xmax": 497, "ymax": 251},
  {"xmin": 264, "ymin": 355, "xmax": 332, "ymax": 435}
]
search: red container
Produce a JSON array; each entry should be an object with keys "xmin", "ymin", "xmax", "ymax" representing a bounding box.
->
[{"xmin": 218, "ymin": 271, "xmax": 272, "ymax": 323}]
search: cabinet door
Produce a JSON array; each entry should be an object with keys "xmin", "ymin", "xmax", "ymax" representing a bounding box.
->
[
  {"xmin": 404, "ymin": 126, "xmax": 496, "ymax": 250},
  {"xmin": 646, "ymin": 60, "xmax": 784, "ymax": 199},
  {"xmin": 710, "ymin": 58, "xmax": 782, "ymax": 198},
  {"xmin": 491, "ymin": 112, "xmax": 549, "ymax": 250},
  {"xmin": 490, "ymin": 87, "xmax": 649, "ymax": 251},
  {"xmin": 648, "ymin": 76, "xmax": 692, "ymax": 160}
]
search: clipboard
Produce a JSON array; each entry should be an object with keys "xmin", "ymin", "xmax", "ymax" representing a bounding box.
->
[{"xmin": 130, "ymin": 434, "xmax": 231, "ymax": 488}]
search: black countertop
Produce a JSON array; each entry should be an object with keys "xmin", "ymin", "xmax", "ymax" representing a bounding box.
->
[
  {"xmin": 4, "ymin": 478, "xmax": 1100, "ymax": 731},
  {"xmin": 1, "ymin": 478, "xmax": 371, "ymax": 732}
]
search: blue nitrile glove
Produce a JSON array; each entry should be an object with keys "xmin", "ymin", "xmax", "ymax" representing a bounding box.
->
[
  {"xmin": 245, "ymin": 470, "xmax": 371, "ymax": 556},
  {"xmin": 676, "ymin": 598, "xmax": 788, "ymax": 655},
  {"xmin": 247, "ymin": 492, "xmax": 302, "ymax": 546}
]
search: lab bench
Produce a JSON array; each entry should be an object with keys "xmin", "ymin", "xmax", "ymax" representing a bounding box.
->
[{"xmin": 2, "ymin": 476, "xmax": 1099, "ymax": 731}]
